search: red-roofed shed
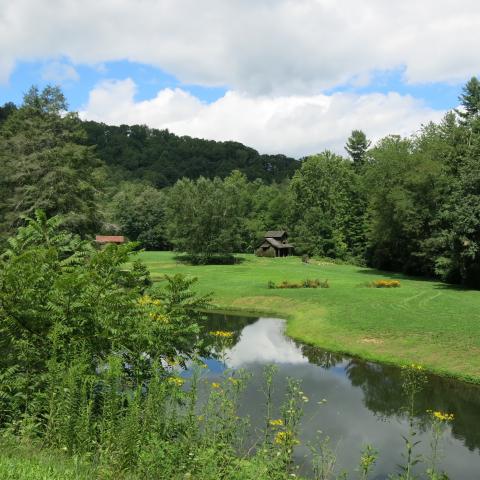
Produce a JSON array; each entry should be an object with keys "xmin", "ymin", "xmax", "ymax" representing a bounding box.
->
[{"xmin": 95, "ymin": 235, "xmax": 125, "ymax": 245}]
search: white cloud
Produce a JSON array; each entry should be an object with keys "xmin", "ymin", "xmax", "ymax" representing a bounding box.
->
[
  {"xmin": 80, "ymin": 78, "xmax": 444, "ymax": 157},
  {"xmin": 224, "ymin": 318, "xmax": 308, "ymax": 367},
  {"xmin": 41, "ymin": 61, "xmax": 79, "ymax": 83},
  {"xmin": 1, "ymin": 0, "xmax": 479, "ymax": 92}
]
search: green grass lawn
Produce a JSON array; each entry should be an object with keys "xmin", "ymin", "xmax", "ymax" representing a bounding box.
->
[
  {"xmin": 0, "ymin": 441, "xmax": 96, "ymax": 480},
  {"xmin": 140, "ymin": 251, "xmax": 480, "ymax": 382}
]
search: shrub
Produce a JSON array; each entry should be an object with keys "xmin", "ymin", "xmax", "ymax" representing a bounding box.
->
[
  {"xmin": 268, "ymin": 279, "xmax": 329, "ymax": 289},
  {"xmin": 277, "ymin": 280, "xmax": 302, "ymax": 289},
  {"xmin": 371, "ymin": 279, "xmax": 401, "ymax": 288},
  {"xmin": 174, "ymin": 253, "xmax": 239, "ymax": 265}
]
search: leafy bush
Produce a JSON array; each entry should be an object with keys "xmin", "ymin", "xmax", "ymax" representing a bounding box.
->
[
  {"xmin": 268, "ymin": 279, "xmax": 329, "ymax": 289},
  {"xmin": 277, "ymin": 280, "xmax": 303, "ymax": 289},
  {"xmin": 371, "ymin": 279, "xmax": 401, "ymax": 288},
  {"xmin": 174, "ymin": 253, "xmax": 239, "ymax": 265}
]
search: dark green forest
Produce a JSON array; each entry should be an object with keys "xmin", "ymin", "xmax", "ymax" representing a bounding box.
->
[
  {"xmin": 1, "ymin": 79, "xmax": 480, "ymax": 286},
  {"xmin": 82, "ymin": 121, "xmax": 299, "ymax": 187}
]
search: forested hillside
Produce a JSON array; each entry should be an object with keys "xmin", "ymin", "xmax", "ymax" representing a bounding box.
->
[
  {"xmin": 1, "ymin": 79, "xmax": 480, "ymax": 286},
  {"xmin": 82, "ymin": 121, "xmax": 299, "ymax": 187}
]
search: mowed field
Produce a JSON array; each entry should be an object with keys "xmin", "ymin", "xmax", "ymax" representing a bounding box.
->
[{"xmin": 139, "ymin": 251, "xmax": 480, "ymax": 382}]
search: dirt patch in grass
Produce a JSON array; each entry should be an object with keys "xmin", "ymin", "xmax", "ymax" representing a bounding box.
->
[{"xmin": 360, "ymin": 337, "xmax": 384, "ymax": 345}]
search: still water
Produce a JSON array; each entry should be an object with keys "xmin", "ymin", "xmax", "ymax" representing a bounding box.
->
[{"xmin": 196, "ymin": 313, "xmax": 480, "ymax": 479}]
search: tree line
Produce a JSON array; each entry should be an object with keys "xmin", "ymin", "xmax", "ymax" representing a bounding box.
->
[{"xmin": 1, "ymin": 79, "xmax": 480, "ymax": 286}]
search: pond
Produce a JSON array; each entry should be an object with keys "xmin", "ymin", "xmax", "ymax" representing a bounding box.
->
[{"xmin": 195, "ymin": 313, "xmax": 480, "ymax": 479}]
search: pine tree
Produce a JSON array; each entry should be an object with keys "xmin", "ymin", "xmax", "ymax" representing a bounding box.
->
[
  {"xmin": 345, "ymin": 130, "xmax": 371, "ymax": 170},
  {"xmin": 457, "ymin": 76, "xmax": 480, "ymax": 120}
]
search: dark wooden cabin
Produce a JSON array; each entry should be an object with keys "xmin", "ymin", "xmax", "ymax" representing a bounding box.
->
[{"xmin": 256, "ymin": 230, "xmax": 293, "ymax": 257}]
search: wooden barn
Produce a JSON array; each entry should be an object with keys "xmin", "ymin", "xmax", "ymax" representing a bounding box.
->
[{"xmin": 256, "ymin": 230, "xmax": 293, "ymax": 257}]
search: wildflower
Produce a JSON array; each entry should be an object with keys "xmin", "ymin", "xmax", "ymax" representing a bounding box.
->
[
  {"xmin": 269, "ymin": 419, "xmax": 284, "ymax": 427},
  {"xmin": 430, "ymin": 410, "xmax": 454, "ymax": 422},
  {"xmin": 138, "ymin": 295, "xmax": 162, "ymax": 306},
  {"xmin": 403, "ymin": 363, "xmax": 423, "ymax": 371},
  {"xmin": 228, "ymin": 377, "xmax": 239, "ymax": 385},
  {"xmin": 211, "ymin": 382, "xmax": 220, "ymax": 389},
  {"xmin": 210, "ymin": 330, "xmax": 234, "ymax": 338},
  {"xmin": 302, "ymin": 395, "xmax": 309, "ymax": 403},
  {"xmin": 138, "ymin": 295, "xmax": 152, "ymax": 305},
  {"xmin": 274, "ymin": 430, "xmax": 300, "ymax": 445},
  {"xmin": 167, "ymin": 376, "xmax": 185, "ymax": 387},
  {"xmin": 148, "ymin": 312, "xmax": 169, "ymax": 323},
  {"xmin": 274, "ymin": 431, "xmax": 288, "ymax": 444},
  {"xmin": 372, "ymin": 279, "xmax": 400, "ymax": 288}
]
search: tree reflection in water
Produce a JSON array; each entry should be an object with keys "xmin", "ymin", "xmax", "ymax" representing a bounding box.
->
[{"xmin": 204, "ymin": 314, "xmax": 480, "ymax": 455}]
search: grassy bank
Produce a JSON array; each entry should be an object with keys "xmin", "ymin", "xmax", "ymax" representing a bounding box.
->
[
  {"xmin": 140, "ymin": 251, "xmax": 480, "ymax": 382},
  {"xmin": 0, "ymin": 441, "xmax": 96, "ymax": 480}
]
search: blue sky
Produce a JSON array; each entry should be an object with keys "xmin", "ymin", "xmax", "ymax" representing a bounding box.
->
[
  {"xmin": 0, "ymin": 59, "xmax": 228, "ymax": 109},
  {"xmin": 0, "ymin": 60, "xmax": 465, "ymax": 112},
  {"xmin": 1, "ymin": 0, "xmax": 478, "ymax": 157}
]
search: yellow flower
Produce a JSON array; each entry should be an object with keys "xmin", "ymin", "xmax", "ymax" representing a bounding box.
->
[
  {"xmin": 431, "ymin": 410, "xmax": 454, "ymax": 422},
  {"xmin": 211, "ymin": 382, "xmax": 221, "ymax": 389},
  {"xmin": 403, "ymin": 363, "xmax": 423, "ymax": 371},
  {"xmin": 274, "ymin": 431, "xmax": 288, "ymax": 444},
  {"xmin": 138, "ymin": 295, "xmax": 152, "ymax": 305},
  {"xmin": 269, "ymin": 419, "xmax": 284, "ymax": 427},
  {"xmin": 228, "ymin": 377, "xmax": 239, "ymax": 385},
  {"xmin": 148, "ymin": 312, "xmax": 169, "ymax": 323},
  {"xmin": 274, "ymin": 431, "xmax": 299, "ymax": 445},
  {"xmin": 373, "ymin": 279, "xmax": 400, "ymax": 288},
  {"xmin": 167, "ymin": 376, "xmax": 184, "ymax": 387},
  {"xmin": 210, "ymin": 330, "xmax": 234, "ymax": 338},
  {"xmin": 138, "ymin": 295, "xmax": 163, "ymax": 306}
]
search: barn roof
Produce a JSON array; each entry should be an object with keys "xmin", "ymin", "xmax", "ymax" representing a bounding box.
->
[
  {"xmin": 265, "ymin": 230, "xmax": 287, "ymax": 239},
  {"xmin": 95, "ymin": 235, "xmax": 125, "ymax": 244},
  {"xmin": 265, "ymin": 237, "xmax": 293, "ymax": 249}
]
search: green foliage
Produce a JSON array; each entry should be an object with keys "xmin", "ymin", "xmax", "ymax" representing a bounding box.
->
[
  {"xmin": 267, "ymin": 279, "xmax": 329, "ymax": 289},
  {"xmin": 82, "ymin": 121, "xmax": 299, "ymax": 188},
  {"xmin": 345, "ymin": 129, "xmax": 371, "ymax": 170},
  {"xmin": 108, "ymin": 182, "xmax": 169, "ymax": 250},
  {"xmin": 0, "ymin": 212, "xmax": 208, "ymax": 428},
  {"xmin": 364, "ymin": 103, "xmax": 480, "ymax": 286},
  {"xmin": 0, "ymin": 86, "xmax": 102, "ymax": 240},
  {"xmin": 165, "ymin": 173, "xmax": 245, "ymax": 259},
  {"xmin": 0, "ymin": 102, "xmax": 17, "ymax": 125},
  {"xmin": 457, "ymin": 76, "xmax": 480, "ymax": 120},
  {"xmin": 289, "ymin": 151, "xmax": 366, "ymax": 259},
  {"xmin": 0, "ymin": 440, "xmax": 96, "ymax": 480}
]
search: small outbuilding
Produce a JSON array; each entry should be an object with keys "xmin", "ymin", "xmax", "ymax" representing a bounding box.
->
[
  {"xmin": 95, "ymin": 235, "xmax": 125, "ymax": 245},
  {"xmin": 256, "ymin": 230, "xmax": 293, "ymax": 257}
]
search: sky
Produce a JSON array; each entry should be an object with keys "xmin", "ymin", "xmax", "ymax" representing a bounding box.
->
[{"xmin": 0, "ymin": 0, "xmax": 479, "ymax": 158}]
